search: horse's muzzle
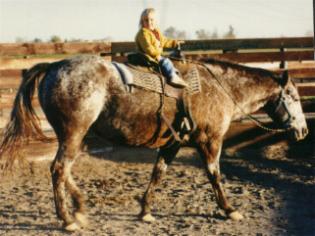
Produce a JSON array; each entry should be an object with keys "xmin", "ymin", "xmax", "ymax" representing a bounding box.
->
[{"xmin": 291, "ymin": 126, "xmax": 309, "ymax": 141}]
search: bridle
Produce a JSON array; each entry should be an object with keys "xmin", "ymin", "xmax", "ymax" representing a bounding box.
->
[{"xmin": 265, "ymin": 89, "xmax": 296, "ymax": 129}]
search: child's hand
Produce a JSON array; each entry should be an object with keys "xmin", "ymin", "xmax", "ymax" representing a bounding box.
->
[{"xmin": 153, "ymin": 40, "xmax": 160, "ymax": 48}]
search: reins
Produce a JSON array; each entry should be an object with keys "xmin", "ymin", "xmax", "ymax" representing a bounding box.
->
[{"xmin": 169, "ymin": 56, "xmax": 290, "ymax": 133}]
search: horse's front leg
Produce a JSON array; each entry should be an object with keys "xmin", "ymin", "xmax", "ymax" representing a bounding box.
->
[
  {"xmin": 197, "ymin": 138, "xmax": 244, "ymax": 221},
  {"xmin": 140, "ymin": 144, "xmax": 180, "ymax": 222}
]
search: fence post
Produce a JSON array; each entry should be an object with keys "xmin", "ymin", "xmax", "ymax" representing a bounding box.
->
[
  {"xmin": 279, "ymin": 44, "xmax": 286, "ymax": 69},
  {"xmin": 313, "ymin": 0, "xmax": 315, "ymax": 59}
]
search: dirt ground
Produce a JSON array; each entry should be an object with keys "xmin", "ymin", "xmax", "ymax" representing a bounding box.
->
[{"xmin": 0, "ymin": 133, "xmax": 314, "ymax": 236}]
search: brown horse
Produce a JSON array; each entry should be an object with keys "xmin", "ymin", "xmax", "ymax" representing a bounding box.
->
[{"xmin": 0, "ymin": 55, "xmax": 308, "ymax": 231}]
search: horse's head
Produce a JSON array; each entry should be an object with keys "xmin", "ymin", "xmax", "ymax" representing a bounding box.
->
[{"xmin": 265, "ymin": 71, "xmax": 308, "ymax": 141}]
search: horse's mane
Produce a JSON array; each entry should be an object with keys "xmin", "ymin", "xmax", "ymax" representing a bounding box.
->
[{"xmin": 201, "ymin": 57, "xmax": 280, "ymax": 81}]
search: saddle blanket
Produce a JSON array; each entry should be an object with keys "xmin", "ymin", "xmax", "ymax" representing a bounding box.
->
[{"xmin": 112, "ymin": 62, "xmax": 201, "ymax": 98}]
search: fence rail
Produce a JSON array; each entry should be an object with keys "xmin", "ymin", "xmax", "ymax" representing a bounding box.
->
[
  {"xmin": 0, "ymin": 42, "xmax": 111, "ymax": 56},
  {"xmin": 110, "ymin": 37, "xmax": 313, "ymax": 53}
]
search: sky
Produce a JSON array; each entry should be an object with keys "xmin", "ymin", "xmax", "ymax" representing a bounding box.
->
[{"xmin": 0, "ymin": 0, "xmax": 313, "ymax": 43}]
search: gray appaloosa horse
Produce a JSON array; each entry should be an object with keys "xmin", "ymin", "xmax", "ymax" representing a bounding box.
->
[{"xmin": 0, "ymin": 55, "xmax": 308, "ymax": 231}]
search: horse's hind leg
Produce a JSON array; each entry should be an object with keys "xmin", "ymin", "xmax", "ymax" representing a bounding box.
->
[
  {"xmin": 65, "ymin": 168, "xmax": 88, "ymax": 227},
  {"xmin": 51, "ymin": 129, "xmax": 88, "ymax": 231},
  {"xmin": 140, "ymin": 144, "xmax": 180, "ymax": 222},
  {"xmin": 197, "ymin": 138, "xmax": 244, "ymax": 221}
]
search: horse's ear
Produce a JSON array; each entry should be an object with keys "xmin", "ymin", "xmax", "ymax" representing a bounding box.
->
[{"xmin": 279, "ymin": 70, "xmax": 289, "ymax": 87}]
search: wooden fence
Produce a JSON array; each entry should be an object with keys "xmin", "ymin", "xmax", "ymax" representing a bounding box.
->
[{"xmin": 0, "ymin": 37, "xmax": 314, "ymax": 130}]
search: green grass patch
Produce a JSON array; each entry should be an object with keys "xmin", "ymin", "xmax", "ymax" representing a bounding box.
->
[{"xmin": 301, "ymin": 96, "xmax": 315, "ymax": 101}]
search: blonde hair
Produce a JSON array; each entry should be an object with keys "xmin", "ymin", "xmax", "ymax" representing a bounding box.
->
[{"xmin": 139, "ymin": 8, "xmax": 156, "ymax": 28}]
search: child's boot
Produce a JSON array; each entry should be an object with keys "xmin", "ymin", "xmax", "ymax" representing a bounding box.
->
[{"xmin": 169, "ymin": 73, "xmax": 188, "ymax": 88}]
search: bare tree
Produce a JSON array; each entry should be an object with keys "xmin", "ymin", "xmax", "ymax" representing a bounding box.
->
[
  {"xmin": 195, "ymin": 29, "xmax": 219, "ymax": 39},
  {"xmin": 164, "ymin": 26, "xmax": 187, "ymax": 39},
  {"xmin": 164, "ymin": 26, "xmax": 177, "ymax": 38},
  {"xmin": 211, "ymin": 29, "xmax": 219, "ymax": 39},
  {"xmin": 195, "ymin": 29, "xmax": 211, "ymax": 39},
  {"xmin": 33, "ymin": 38, "xmax": 42, "ymax": 43},
  {"xmin": 223, "ymin": 25, "xmax": 236, "ymax": 39},
  {"xmin": 50, "ymin": 35, "xmax": 63, "ymax": 43}
]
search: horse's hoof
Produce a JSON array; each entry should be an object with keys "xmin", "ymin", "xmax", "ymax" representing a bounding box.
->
[
  {"xmin": 75, "ymin": 212, "xmax": 89, "ymax": 227},
  {"xmin": 228, "ymin": 211, "xmax": 244, "ymax": 221},
  {"xmin": 65, "ymin": 222, "xmax": 81, "ymax": 231},
  {"xmin": 142, "ymin": 213, "xmax": 156, "ymax": 222}
]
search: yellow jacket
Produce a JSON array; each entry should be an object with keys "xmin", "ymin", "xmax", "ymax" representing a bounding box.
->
[{"xmin": 135, "ymin": 27, "xmax": 178, "ymax": 63}]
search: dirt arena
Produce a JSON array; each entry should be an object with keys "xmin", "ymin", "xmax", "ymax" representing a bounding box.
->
[{"xmin": 0, "ymin": 124, "xmax": 314, "ymax": 236}]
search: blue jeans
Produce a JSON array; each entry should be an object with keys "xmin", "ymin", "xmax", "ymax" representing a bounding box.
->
[{"xmin": 159, "ymin": 57, "xmax": 177, "ymax": 79}]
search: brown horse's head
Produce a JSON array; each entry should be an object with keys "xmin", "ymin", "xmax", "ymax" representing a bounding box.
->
[{"xmin": 265, "ymin": 71, "xmax": 308, "ymax": 141}]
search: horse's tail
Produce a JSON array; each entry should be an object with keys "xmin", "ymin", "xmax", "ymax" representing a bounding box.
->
[{"xmin": 0, "ymin": 63, "xmax": 53, "ymax": 170}]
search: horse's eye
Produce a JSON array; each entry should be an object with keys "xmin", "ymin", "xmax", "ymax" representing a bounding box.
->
[{"xmin": 289, "ymin": 93, "xmax": 300, "ymax": 102}]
